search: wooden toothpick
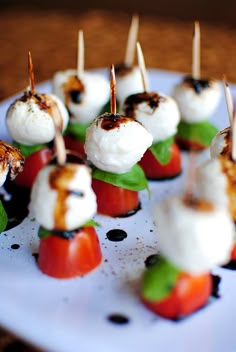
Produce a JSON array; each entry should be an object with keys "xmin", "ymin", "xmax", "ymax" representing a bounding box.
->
[
  {"xmin": 110, "ymin": 65, "xmax": 117, "ymax": 114},
  {"xmin": 223, "ymin": 75, "xmax": 233, "ymax": 127},
  {"xmin": 184, "ymin": 150, "xmax": 197, "ymax": 200},
  {"xmin": 54, "ymin": 124, "xmax": 67, "ymax": 166},
  {"xmin": 28, "ymin": 51, "xmax": 35, "ymax": 94},
  {"xmin": 77, "ymin": 30, "xmax": 84, "ymax": 79},
  {"xmin": 192, "ymin": 21, "xmax": 200, "ymax": 80},
  {"xmin": 136, "ymin": 42, "xmax": 148, "ymax": 92},
  {"xmin": 231, "ymin": 106, "xmax": 236, "ymax": 162},
  {"xmin": 124, "ymin": 14, "xmax": 139, "ymax": 67}
]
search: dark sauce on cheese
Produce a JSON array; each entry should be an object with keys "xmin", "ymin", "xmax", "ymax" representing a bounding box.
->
[
  {"xmin": 183, "ymin": 76, "xmax": 210, "ymax": 94},
  {"xmin": 124, "ymin": 92, "xmax": 165, "ymax": 117}
]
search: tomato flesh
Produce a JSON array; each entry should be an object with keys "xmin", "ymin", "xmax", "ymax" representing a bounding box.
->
[
  {"xmin": 92, "ymin": 178, "xmax": 140, "ymax": 217},
  {"xmin": 141, "ymin": 272, "xmax": 212, "ymax": 319},
  {"xmin": 38, "ymin": 226, "xmax": 102, "ymax": 279},
  {"xmin": 230, "ymin": 243, "xmax": 236, "ymax": 261},
  {"xmin": 138, "ymin": 143, "xmax": 182, "ymax": 180},
  {"xmin": 175, "ymin": 136, "xmax": 207, "ymax": 151},
  {"xmin": 64, "ymin": 135, "xmax": 86, "ymax": 159},
  {"xmin": 14, "ymin": 148, "xmax": 52, "ymax": 188}
]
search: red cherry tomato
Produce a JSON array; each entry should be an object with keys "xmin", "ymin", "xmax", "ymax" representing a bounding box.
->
[
  {"xmin": 38, "ymin": 226, "xmax": 102, "ymax": 279},
  {"xmin": 141, "ymin": 272, "xmax": 212, "ymax": 319},
  {"xmin": 64, "ymin": 135, "xmax": 86, "ymax": 159},
  {"xmin": 138, "ymin": 143, "xmax": 182, "ymax": 180},
  {"xmin": 14, "ymin": 148, "xmax": 52, "ymax": 188},
  {"xmin": 92, "ymin": 178, "xmax": 140, "ymax": 217},
  {"xmin": 176, "ymin": 136, "xmax": 207, "ymax": 151},
  {"xmin": 230, "ymin": 243, "xmax": 236, "ymax": 261}
]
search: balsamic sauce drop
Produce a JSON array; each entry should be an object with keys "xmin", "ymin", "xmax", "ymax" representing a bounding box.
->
[
  {"xmin": 11, "ymin": 244, "xmax": 20, "ymax": 250},
  {"xmin": 144, "ymin": 254, "xmax": 159, "ymax": 267},
  {"xmin": 107, "ymin": 313, "xmax": 130, "ymax": 325},
  {"xmin": 106, "ymin": 229, "xmax": 127, "ymax": 242}
]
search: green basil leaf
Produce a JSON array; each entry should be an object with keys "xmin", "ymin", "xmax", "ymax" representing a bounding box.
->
[
  {"xmin": 141, "ymin": 256, "xmax": 181, "ymax": 301},
  {"xmin": 92, "ymin": 164, "xmax": 149, "ymax": 191},
  {"xmin": 0, "ymin": 201, "xmax": 8, "ymax": 233},
  {"xmin": 177, "ymin": 120, "xmax": 218, "ymax": 147},
  {"xmin": 149, "ymin": 137, "xmax": 174, "ymax": 165},
  {"xmin": 13, "ymin": 141, "xmax": 46, "ymax": 158},
  {"xmin": 65, "ymin": 122, "xmax": 91, "ymax": 142},
  {"xmin": 38, "ymin": 219, "xmax": 100, "ymax": 239}
]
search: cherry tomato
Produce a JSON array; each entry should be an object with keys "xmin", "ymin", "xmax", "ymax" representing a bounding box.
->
[
  {"xmin": 176, "ymin": 136, "xmax": 207, "ymax": 151},
  {"xmin": 92, "ymin": 178, "xmax": 140, "ymax": 217},
  {"xmin": 141, "ymin": 272, "xmax": 212, "ymax": 319},
  {"xmin": 138, "ymin": 143, "xmax": 182, "ymax": 180},
  {"xmin": 14, "ymin": 148, "xmax": 52, "ymax": 188},
  {"xmin": 38, "ymin": 226, "xmax": 102, "ymax": 278},
  {"xmin": 230, "ymin": 243, "xmax": 236, "ymax": 261},
  {"xmin": 64, "ymin": 135, "xmax": 86, "ymax": 159}
]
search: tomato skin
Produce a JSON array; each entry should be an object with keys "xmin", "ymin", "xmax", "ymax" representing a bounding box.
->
[
  {"xmin": 138, "ymin": 143, "xmax": 182, "ymax": 180},
  {"xmin": 175, "ymin": 136, "xmax": 207, "ymax": 151},
  {"xmin": 230, "ymin": 243, "xmax": 236, "ymax": 260},
  {"xmin": 141, "ymin": 272, "xmax": 212, "ymax": 319},
  {"xmin": 38, "ymin": 226, "xmax": 102, "ymax": 279},
  {"xmin": 64, "ymin": 135, "xmax": 86, "ymax": 159},
  {"xmin": 92, "ymin": 178, "xmax": 140, "ymax": 217},
  {"xmin": 14, "ymin": 148, "xmax": 52, "ymax": 188}
]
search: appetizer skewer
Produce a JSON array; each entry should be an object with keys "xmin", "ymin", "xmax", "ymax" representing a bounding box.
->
[
  {"xmin": 6, "ymin": 52, "xmax": 69, "ymax": 188},
  {"xmin": 172, "ymin": 21, "xmax": 221, "ymax": 151},
  {"xmin": 30, "ymin": 122, "xmax": 102, "ymax": 278},
  {"xmin": 84, "ymin": 65, "xmax": 152, "ymax": 217},
  {"xmin": 123, "ymin": 42, "xmax": 181, "ymax": 180},
  {"xmin": 53, "ymin": 30, "xmax": 110, "ymax": 157}
]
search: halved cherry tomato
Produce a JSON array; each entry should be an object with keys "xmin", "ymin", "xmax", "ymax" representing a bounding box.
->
[
  {"xmin": 64, "ymin": 135, "xmax": 86, "ymax": 159},
  {"xmin": 14, "ymin": 148, "xmax": 52, "ymax": 188},
  {"xmin": 92, "ymin": 178, "xmax": 140, "ymax": 217},
  {"xmin": 141, "ymin": 272, "xmax": 212, "ymax": 319},
  {"xmin": 175, "ymin": 136, "xmax": 207, "ymax": 151},
  {"xmin": 138, "ymin": 143, "xmax": 181, "ymax": 180},
  {"xmin": 38, "ymin": 226, "xmax": 102, "ymax": 278},
  {"xmin": 230, "ymin": 243, "xmax": 236, "ymax": 261}
]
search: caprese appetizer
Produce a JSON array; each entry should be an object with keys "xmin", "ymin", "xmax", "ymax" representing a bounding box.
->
[
  {"xmin": 140, "ymin": 192, "xmax": 234, "ymax": 319},
  {"xmin": 172, "ymin": 21, "xmax": 221, "ymax": 151},
  {"xmin": 123, "ymin": 42, "xmax": 181, "ymax": 180},
  {"xmin": 6, "ymin": 52, "xmax": 69, "ymax": 189},
  {"xmin": 30, "ymin": 126, "xmax": 102, "ymax": 279},
  {"xmin": 0, "ymin": 140, "xmax": 24, "ymax": 232},
  {"xmin": 84, "ymin": 65, "xmax": 153, "ymax": 217},
  {"xmin": 53, "ymin": 30, "xmax": 110, "ymax": 157}
]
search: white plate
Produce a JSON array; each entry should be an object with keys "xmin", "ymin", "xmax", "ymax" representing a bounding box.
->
[{"xmin": 0, "ymin": 69, "xmax": 235, "ymax": 352}]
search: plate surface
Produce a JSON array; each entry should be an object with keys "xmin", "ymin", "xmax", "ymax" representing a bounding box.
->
[{"xmin": 0, "ymin": 69, "xmax": 235, "ymax": 352}]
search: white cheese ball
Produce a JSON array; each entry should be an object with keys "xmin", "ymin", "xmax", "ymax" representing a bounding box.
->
[
  {"xmin": 195, "ymin": 158, "xmax": 228, "ymax": 208},
  {"xmin": 115, "ymin": 66, "xmax": 144, "ymax": 108},
  {"xmin": 153, "ymin": 196, "xmax": 234, "ymax": 274},
  {"xmin": 53, "ymin": 69, "xmax": 110, "ymax": 124},
  {"xmin": 84, "ymin": 113, "xmax": 153, "ymax": 174},
  {"xmin": 172, "ymin": 78, "xmax": 221, "ymax": 123},
  {"xmin": 30, "ymin": 163, "xmax": 97, "ymax": 231},
  {"xmin": 210, "ymin": 127, "xmax": 230, "ymax": 158},
  {"xmin": 6, "ymin": 93, "xmax": 69, "ymax": 146},
  {"xmin": 123, "ymin": 92, "xmax": 180, "ymax": 143}
]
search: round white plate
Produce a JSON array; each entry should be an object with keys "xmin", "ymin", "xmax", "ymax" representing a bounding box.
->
[{"xmin": 0, "ymin": 69, "xmax": 235, "ymax": 352}]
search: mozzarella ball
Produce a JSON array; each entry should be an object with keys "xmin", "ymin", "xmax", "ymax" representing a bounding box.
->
[
  {"xmin": 84, "ymin": 113, "xmax": 153, "ymax": 174},
  {"xmin": 53, "ymin": 69, "xmax": 110, "ymax": 124},
  {"xmin": 172, "ymin": 76, "xmax": 221, "ymax": 123},
  {"xmin": 123, "ymin": 92, "xmax": 180, "ymax": 143},
  {"xmin": 115, "ymin": 65, "xmax": 144, "ymax": 108},
  {"xmin": 30, "ymin": 163, "xmax": 97, "ymax": 231},
  {"xmin": 210, "ymin": 127, "xmax": 230, "ymax": 158},
  {"xmin": 153, "ymin": 196, "xmax": 234, "ymax": 274},
  {"xmin": 6, "ymin": 93, "xmax": 69, "ymax": 146}
]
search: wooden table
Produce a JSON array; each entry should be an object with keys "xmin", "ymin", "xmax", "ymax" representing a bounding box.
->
[{"xmin": 0, "ymin": 5, "xmax": 236, "ymax": 351}]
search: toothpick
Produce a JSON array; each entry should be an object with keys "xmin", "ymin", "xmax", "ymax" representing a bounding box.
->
[
  {"xmin": 54, "ymin": 124, "xmax": 67, "ymax": 166},
  {"xmin": 223, "ymin": 75, "xmax": 233, "ymax": 127},
  {"xmin": 137, "ymin": 42, "xmax": 148, "ymax": 92},
  {"xmin": 110, "ymin": 65, "xmax": 116, "ymax": 114},
  {"xmin": 28, "ymin": 51, "xmax": 35, "ymax": 94},
  {"xmin": 231, "ymin": 106, "xmax": 236, "ymax": 162},
  {"xmin": 192, "ymin": 21, "xmax": 200, "ymax": 80},
  {"xmin": 77, "ymin": 30, "xmax": 84, "ymax": 79},
  {"xmin": 124, "ymin": 14, "xmax": 139, "ymax": 67},
  {"xmin": 184, "ymin": 150, "xmax": 197, "ymax": 200}
]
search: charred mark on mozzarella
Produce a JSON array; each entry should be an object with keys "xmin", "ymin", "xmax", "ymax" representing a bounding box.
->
[
  {"xmin": 98, "ymin": 113, "xmax": 142, "ymax": 131},
  {"xmin": 62, "ymin": 75, "xmax": 85, "ymax": 105},
  {"xmin": 183, "ymin": 76, "xmax": 211, "ymax": 94},
  {"xmin": 123, "ymin": 92, "xmax": 165, "ymax": 117}
]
